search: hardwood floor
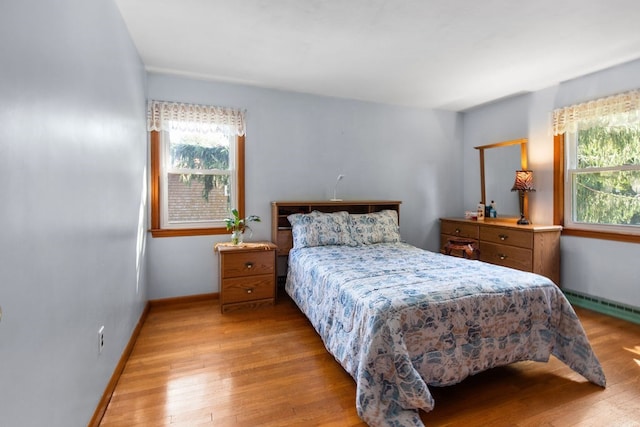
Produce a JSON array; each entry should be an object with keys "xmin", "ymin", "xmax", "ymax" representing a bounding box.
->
[{"xmin": 99, "ymin": 293, "xmax": 640, "ymax": 427}]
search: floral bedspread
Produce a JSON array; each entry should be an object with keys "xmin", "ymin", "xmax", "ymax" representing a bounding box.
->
[{"xmin": 285, "ymin": 243, "xmax": 606, "ymax": 427}]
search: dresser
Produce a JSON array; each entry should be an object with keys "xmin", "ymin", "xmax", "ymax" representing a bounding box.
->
[
  {"xmin": 215, "ymin": 242, "xmax": 277, "ymax": 313},
  {"xmin": 440, "ymin": 218, "xmax": 562, "ymax": 285}
]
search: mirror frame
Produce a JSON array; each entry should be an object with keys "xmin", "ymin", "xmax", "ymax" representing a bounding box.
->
[{"xmin": 474, "ymin": 138, "xmax": 528, "ymax": 218}]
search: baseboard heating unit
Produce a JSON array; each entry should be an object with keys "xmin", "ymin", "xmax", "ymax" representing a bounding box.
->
[{"xmin": 564, "ymin": 289, "xmax": 640, "ymax": 325}]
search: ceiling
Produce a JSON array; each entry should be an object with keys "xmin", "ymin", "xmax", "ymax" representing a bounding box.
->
[{"xmin": 114, "ymin": 0, "xmax": 640, "ymax": 111}]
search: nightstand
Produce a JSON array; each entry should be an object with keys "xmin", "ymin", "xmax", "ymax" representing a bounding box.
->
[{"xmin": 215, "ymin": 241, "xmax": 277, "ymax": 313}]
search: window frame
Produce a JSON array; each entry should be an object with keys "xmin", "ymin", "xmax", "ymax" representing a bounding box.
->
[
  {"xmin": 149, "ymin": 130, "xmax": 245, "ymax": 238},
  {"xmin": 553, "ymin": 133, "xmax": 640, "ymax": 243}
]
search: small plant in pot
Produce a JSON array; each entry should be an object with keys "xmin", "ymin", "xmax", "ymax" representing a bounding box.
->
[{"xmin": 224, "ymin": 208, "xmax": 261, "ymax": 244}]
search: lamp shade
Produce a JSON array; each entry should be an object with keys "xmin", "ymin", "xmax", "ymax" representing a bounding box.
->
[{"xmin": 511, "ymin": 170, "xmax": 535, "ymax": 192}]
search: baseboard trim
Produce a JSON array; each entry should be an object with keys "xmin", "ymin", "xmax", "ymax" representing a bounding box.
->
[
  {"xmin": 564, "ymin": 290, "xmax": 640, "ymax": 325},
  {"xmin": 88, "ymin": 301, "xmax": 151, "ymax": 427},
  {"xmin": 149, "ymin": 292, "xmax": 218, "ymax": 308}
]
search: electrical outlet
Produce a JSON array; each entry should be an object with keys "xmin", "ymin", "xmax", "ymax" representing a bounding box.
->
[{"xmin": 98, "ymin": 326, "xmax": 105, "ymax": 354}]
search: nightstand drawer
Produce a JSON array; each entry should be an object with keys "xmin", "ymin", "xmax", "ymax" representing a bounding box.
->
[
  {"xmin": 221, "ymin": 250, "xmax": 275, "ymax": 278},
  {"xmin": 479, "ymin": 242, "xmax": 532, "ymax": 271},
  {"xmin": 479, "ymin": 226, "xmax": 532, "ymax": 249},
  {"xmin": 221, "ymin": 275, "xmax": 275, "ymax": 304}
]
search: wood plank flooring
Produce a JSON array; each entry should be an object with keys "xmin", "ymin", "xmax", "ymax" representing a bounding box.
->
[{"xmin": 99, "ymin": 294, "xmax": 640, "ymax": 426}]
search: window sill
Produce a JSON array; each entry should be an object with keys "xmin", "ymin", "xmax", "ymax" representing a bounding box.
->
[
  {"xmin": 149, "ymin": 228, "xmax": 228, "ymax": 238},
  {"xmin": 561, "ymin": 227, "xmax": 640, "ymax": 244}
]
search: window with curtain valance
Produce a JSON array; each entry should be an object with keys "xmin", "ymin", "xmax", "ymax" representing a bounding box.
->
[
  {"xmin": 147, "ymin": 100, "xmax": 247, "ymax": 238},
  {"xmin": 147, "ymin": 100, "xmax": 247, "ymax": 136},
  {"xmin": 552, "ymin": 89, "xmax": 640, "ymax": 240},
  {"xmin": 552, "ymin": 89, "xmax": 640, "ymax": 135}
]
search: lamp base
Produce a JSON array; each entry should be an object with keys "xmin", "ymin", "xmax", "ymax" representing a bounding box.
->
[{"xmin": 517, "ymin": 215, "xmax": 530, "ymax": 225}]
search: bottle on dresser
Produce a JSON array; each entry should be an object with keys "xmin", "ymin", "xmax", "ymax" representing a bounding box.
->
[
  {"xmin": 477, "ymin": 202, "xmax": 485, "ymax": 221},
  {"xmin": 489, "ymin": 200, "xmax": 497, "ymax": 218}
]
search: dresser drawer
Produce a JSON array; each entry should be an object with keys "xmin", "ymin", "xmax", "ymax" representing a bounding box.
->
[
  {"xmin": 479, "ymin": 242, "xmax": 532, "ymax": 271},
  {"xmin": 479, "ymin": 226, "xmax": 533, "ymax": 249},
  {"xmin": 440, "ymin": 220, "xmax": 479, "ymax": 239},
  {"xmin": 221, "ymin": 250, "xmax": 275, "ymax": 278},
  {"xmin": 221, "ymin": 274, "xmax": 275, "ymax": 304}
]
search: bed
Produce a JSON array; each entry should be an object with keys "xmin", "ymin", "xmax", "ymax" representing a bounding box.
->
[{"xmin": 273, "ymin": 201, "xmax": 605, "ymax": 427}]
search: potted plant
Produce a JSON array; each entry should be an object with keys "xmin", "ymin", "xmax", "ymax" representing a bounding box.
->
[{"xmin": 224, "ymin": 208, "xmax": 261, "ymax": 244}]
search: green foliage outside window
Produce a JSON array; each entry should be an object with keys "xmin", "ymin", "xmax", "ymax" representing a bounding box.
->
[
  {"xmin": 573, "ymin": 126, "xmax": 640, "ymax": 225},
  {"xmin": 170, "ymin": 132, "xmax": 230, "ymax": 201}
]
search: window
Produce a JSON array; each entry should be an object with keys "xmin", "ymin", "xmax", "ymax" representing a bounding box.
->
[
  {"xmin": 148, "ymin": 101, "xmax": 246, "ymax": 238},
  {"xmin": 565, "ymin": 126, "xmax": 640, "ymax": 230},
  {"xmin": 553, "ymin": 90, "xmax": 640, "ymax": 241}
]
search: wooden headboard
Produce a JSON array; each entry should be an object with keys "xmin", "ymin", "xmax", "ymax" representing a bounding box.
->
[{"xmin": 271, "ymin": 200, "xmax": 401, "ymax": 258}]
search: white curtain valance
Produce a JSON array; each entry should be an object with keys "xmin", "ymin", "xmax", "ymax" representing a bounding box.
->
[
  {"xmin": 147, "ymin": 100, "xmax": 246, "ymax": 136},
  {"xmin": 552, "ymin": 89, "xmax": 640, "ymax": 135}
]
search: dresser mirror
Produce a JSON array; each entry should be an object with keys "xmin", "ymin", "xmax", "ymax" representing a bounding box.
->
[{"xmin": 475, "ymin": 138, "xmax": 527, "ymax": 218}]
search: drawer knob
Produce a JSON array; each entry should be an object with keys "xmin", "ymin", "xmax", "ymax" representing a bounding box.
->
[
  {"xmin": 499, "ymin": 254, "xmax": 507, "ymax": 260},
  {"xmin": 455, "ymin": 228, "xmax": 461, "ymax": 234},
  {"xmin": 499, "ymin": 234, "xmax": 508, "ymax": 241},
  {"xmin": 245, "ymin": 262, "xmax": 254, "ymax": 269},
  {"xmin": 246, "ymin": 288, "xmax": 253, "ymax": 294}
]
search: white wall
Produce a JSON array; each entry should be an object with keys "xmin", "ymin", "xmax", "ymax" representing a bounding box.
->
[
  {"xmin": 462, "ymin": 94, "xmax": 533, "ymax": 216},
  {"xmin": 0, "ymin": 1, "xmax": 147, "ymax": 426},
  {"xmin": 463, "ymin": 59, "xmax": 640, "ymax": 309},
  {"xmin": 147, "ymin": 73, "xmax": 463, "ymax": 299}
]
